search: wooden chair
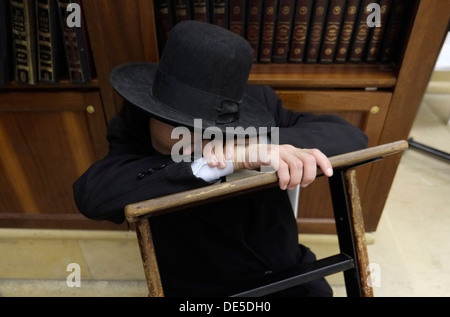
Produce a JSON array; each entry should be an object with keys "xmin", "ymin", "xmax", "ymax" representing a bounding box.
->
[{"xmin": 125, "ymin": 140, "xmax": 408, "ymax": 297}]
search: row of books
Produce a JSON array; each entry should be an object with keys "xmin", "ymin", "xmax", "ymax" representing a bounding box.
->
[
  {"xmin": 0, "ymin": 0, "xmax": 95, "ymax": 86},
  {"xmin": 154, "ymin": 0, "xmax": 413, "ymax": 64}
]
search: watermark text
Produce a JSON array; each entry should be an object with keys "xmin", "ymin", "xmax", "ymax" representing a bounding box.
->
[{"xmin": 66, "ymin": 263, "xmax": 81, "ymax": 287}]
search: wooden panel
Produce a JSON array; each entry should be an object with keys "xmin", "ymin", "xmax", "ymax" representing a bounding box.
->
[
  {"xmin": 274, "ymin": 90, "xmax": 392, "ymax": 233},
  {"xmin": 0, "ymin": 91, "xmax": 126, "ymax": 230},
  {"xmin": 83, "ymin": 0, "xmax": 159, "ymax": 121},
  {"xmin": 276, "ymin": 90, "xmax": 391, "ymax": 147}
]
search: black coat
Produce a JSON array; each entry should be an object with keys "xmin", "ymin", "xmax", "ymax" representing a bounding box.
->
[{"xmin": 73, "ymin": 85, "xmax": 368, "ymax": 296}]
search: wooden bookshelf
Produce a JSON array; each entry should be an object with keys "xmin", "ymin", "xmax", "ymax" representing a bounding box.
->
[{"xmin": 0, "ymin": 0, "xmax": 449, "ymax": 232}]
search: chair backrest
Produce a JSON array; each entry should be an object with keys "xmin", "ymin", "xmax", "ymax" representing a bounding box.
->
[{"xmin": 125, "ymin": 140, "xmax": 408, "ymax": 297}]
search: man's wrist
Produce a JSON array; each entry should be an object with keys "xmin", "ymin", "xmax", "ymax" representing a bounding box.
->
[{"xmin": 233, "ymin": 145, "xmax": 246, "ymax": 171}]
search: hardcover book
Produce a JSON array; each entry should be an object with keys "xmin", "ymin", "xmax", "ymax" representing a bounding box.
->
[
  {"xmin": 192, "ymin": 0, "xmax": 210, "ymax": 23},
  {"xmin": 320, "ymin": 0, "xmax": 346, "ymax": 63},
  {"xmin": 154, "ymin": 0, "xmax": 175, "ymax": 54},
  {"xmin": 379, "ymin": 0, "xmax": 411, "ymax": 63},
  {"xmin": 36, "ymin": 0, "xmax": 66, "ymax": 83},
  {"xmin": 272, "ymin": 0, "xmax": 295, "ymax": 62},
  {"xmin": 334, "ymin": 0, "xmax": 360, "ymax": 62},
  {"xmin": 365, "ymin": 0, "xmax": 392, "ymax": 62},
  {"xmin": 10, "ymin": 0, "xmax": 37, "ymax": 84},
  {"xmin": 348, "ymin": 0, "xmax": 374, "ymax": 62},
  {"xmin": 258, "ymin": 0, "xmax": 278, "ymax": 63},
  {"xmin": 288, "ymin": 0, "xmax": 313, "ymax": 63},
  {"xmin": 0, "ymin": 0, "xmax": 13, "ymax": 85},
  {"xmin": 228, "ymin": 0, "xmax": 246, "ymax": 37},
  {"xmin": 211, "ymin": 0, "xmax": 229, "ymax": 29},
  {"xmin": 173, "ymin": 0, "xmax": 192, "ymax": 23},
  {"xmin": 305, "ymin": 0, "xmax": 329, "ymax": 63},
  {"xmin": 245, "ymin": 0, "xmax": 263, "ymax": 62},
  {"xmin": 58, "ymin": 0, "xmax": 94, "ymax": 84}
]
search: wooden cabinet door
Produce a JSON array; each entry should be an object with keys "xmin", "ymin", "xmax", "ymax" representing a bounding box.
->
[
  {"xmin": 275, "ymin": 90, "xmax": 392, "ymax": 233},
  {"xmin": 0, "ymin": 90, "xmax": 127, "ymax": 230}
]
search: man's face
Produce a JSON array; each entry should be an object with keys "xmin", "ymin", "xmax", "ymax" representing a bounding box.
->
[
  {"xmin": 149, "ymin": 118, "xmax": 179, "ymax": 155},
  {"xmin": 150, "ymin": 118, "xmax": 202, "ymax": 156}
]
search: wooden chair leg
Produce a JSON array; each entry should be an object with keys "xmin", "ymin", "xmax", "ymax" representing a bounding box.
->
[
  {"xmin": 135, "ymin": 220, "xmax": 164, "ymax": 297},
  {"xmin": 345, "ymin": 169, "xmax": 374, "ymax": 297},
  {"xmin": 329, "ymin": 168, "xmax": 374, "ymax": 297}
]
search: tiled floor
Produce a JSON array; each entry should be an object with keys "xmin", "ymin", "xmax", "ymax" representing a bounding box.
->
[{"xmin": 0, "ymin": 88, "xmax": 449, "ymax": 297}]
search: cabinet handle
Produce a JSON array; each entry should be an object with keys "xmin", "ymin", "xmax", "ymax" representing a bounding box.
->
[
  {"xmin": 86, "ymin": 105, "xmax": 95, "ymax": 114},
  {"xmin": 370, "ymin": 106, "xmax": 380, "ymax": 114}
]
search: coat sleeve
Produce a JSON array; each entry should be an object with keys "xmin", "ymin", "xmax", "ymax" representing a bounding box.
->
[
  {"xmin": 245, "ymin": 85, "xmax": 368, "ymax": 156},
  {"xmin": 72, "ymin": 117, "xmax": 211, "ymax": 224}
]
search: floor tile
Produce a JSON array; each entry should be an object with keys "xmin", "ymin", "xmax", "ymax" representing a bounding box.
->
[
  {"xmin": 78, "ymin": 239, "xmax": 145, "ymax": 280},
  {"xmin": 0, "ymin": 238, "xmax": 89, "ymax": 280},
  {"xmin": 0, "ymin": 279, "xmax": 148, "ymax": 297}
]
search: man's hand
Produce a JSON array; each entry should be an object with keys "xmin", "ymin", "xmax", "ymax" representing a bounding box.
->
[
  {"xmin": 232, "ymin": 143, "xmax": 332, "ymax": 190},
  {"xmin": 273, "ymin": 145, "xmax": 333, "ymax": 190}
]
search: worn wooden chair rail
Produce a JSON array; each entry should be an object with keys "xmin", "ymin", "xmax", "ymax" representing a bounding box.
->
[{"xmin": 125, "ymin": 140, "xmax": 409, "ymax": 297}]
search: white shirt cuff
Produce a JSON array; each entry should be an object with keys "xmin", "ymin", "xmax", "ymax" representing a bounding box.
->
[{"xmin": 191, "ymin": 157, "xmax": 234, "ymax": 183}]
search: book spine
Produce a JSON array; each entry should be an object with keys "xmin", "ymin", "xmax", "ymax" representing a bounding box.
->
[
  {"xmin": 211, "ymin": 0, "xmax": 229, "ymax": 29},
  {"xmin": 173, "ymin": 0, "xmax": 192, "ymax": 24},
  {"xmin": 10, "ymin": 0, "xmax": 37, "ymax": 85},
  {"xmin": 258, "ymin": 0, "xmax": 278, "ymax": 63},
  {"xmin": 0, "ymin": 0, "xmax": 13, "ymax": 85},
  {"xmin": 319, "ymin": 0, "xmax": 346, "ymax": 63},
  {"xmin": 154, "ymin": 0, "xmax": 175, "ymax": 54},
  {"xmin": 245, "ymin": 0, "xmax": 263, "ymax": 62},
  {"xmin": 379, "ymin": 0, "xmax": 410, "ymax": 63},
  {"xmin": 78, "ymin": 0, "xmax": 95, "ymax": 80},
  {"xmin": 365, "ymin": 0, "xmax": 393, "ymax": 62},
  {"xmin": 305, "ymin": 0, "xmax": 329, "ymax": 63},
  {"xmin": 36, "ymin": 0, "xmax": 65, "ymax": 83},
  {"xmin": 58, "ymin": 0, "xmax": 92, "ymax": 84},
  {"xmin": 228, "ymin": 0, "xmax": 246, "ymax": 37},
  {"xmin": 272, "ymin": 0, "xmax": 295, "ymax": 62},
  {"xmin": 288, "ymin": 0, "xmax": 313, "ymax": 63},
  {"xmin": 192, "ymin": 0, "xmax": 210, "ymax": 23},
  {"xmin": 334, "ymin": 0, "xmax": 360, "ymax": 62},
  {"xmin": 348, "ymin": 0, "xmax": 375, "ymax": 63}
]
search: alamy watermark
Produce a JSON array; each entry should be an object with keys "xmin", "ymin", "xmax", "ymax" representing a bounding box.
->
[
  {"xmin": 170, "ymin": 119, "xmax": 280, "ymax": 170},
  {"xmin": 367, "ymin": 3, "xmax": 382, "ymax": 28},
  {"xmin": 65, "ymin": 3, "xmax": 82, "ymax": 28},
  {"xmin": 66, "ymin": 263, "xmax": 81, "ymax": 287},
  {"xmin": 367, "ymin": 262, "xmax": 381, "ymax": 288}
]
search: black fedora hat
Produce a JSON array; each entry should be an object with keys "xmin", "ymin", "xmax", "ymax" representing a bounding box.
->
[{"xmin": 109, "ymin": 20, "xmax": 275, "ymax": 136}]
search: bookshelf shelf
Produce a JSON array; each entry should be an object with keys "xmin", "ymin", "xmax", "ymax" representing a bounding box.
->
[
  {"xmin": 249, "ymin": 63, "xmax": 397, "ymax": 88},
  {"xmin": 1, "ymin": 0, "xmax": 449, "ymax": 233},
  {"xmin": 0, "ymin": 79, "xmax": 99, "ymax": 91}
]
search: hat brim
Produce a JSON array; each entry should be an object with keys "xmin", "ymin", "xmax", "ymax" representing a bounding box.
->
[{"xmin": 109, "ymin": 62, "xmax": 275, "ymax": 137}]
